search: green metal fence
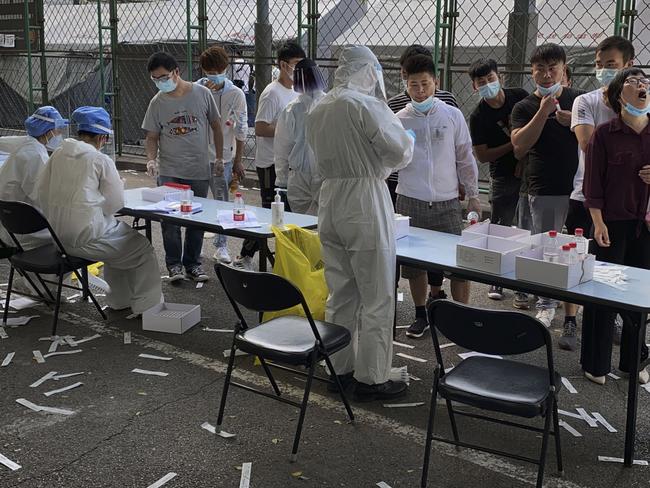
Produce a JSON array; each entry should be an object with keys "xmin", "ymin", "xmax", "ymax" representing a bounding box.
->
[{"xmin": 0, "ymin": 0, "xmax": 647, "ymax": 169}]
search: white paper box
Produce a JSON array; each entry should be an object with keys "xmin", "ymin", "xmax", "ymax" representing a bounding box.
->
[
  {"xmin": 141, "ymin": 186, "xmax": 191, "ymax": 203},
  {"xmin": 142, "ymin": 303, "xmax": 201, "ymax": 334},
  {"xmin": 457, "ymin": 236, "xmax": 529, "ymax": 275},
  {"xmin": 462, "ymin": 220, "xmax": 530, "ymax": 242},
  {"xmin": 394, "ymin": 214, "xmax": 410, "ymax": 240},
  {"xmin": 515, "ymin": 247, "xmax": 595, "ymax": 289}
]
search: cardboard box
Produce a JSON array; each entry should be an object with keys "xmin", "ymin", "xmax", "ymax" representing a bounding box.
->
[
  {"xmin": 142, "ymin": 303, "xmax": 201, "ymax": 334},
  {"xmin": 462, "ymin": 220, "xmax": 530, "ymax": 242},
  {"xmin": 394, "ymin": 214, "xmax": 410, "ymax": 240},
  {"xmin": 515, "ymin": 247, "xmax": 595, "ymax": 289},
  {"xmin": 456, "ymin": 235, "xmax": 530, "ymax": 275}
]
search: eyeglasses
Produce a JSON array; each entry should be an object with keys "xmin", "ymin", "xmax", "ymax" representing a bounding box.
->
[
  {"xmin": 624, "ymin": 77, "xmax": 650, "ymax": 87},
  {"xmin": 151, "ymin": 71, "xmax": 176, "ymax": 82}
]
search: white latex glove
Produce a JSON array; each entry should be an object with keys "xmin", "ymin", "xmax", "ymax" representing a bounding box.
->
[{"xmin": 146, "ymin": 159, "xmax": 159, "ymax": 177}]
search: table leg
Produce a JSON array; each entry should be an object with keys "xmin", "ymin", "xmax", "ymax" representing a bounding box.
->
[
  {"xmin": 393, "ymin": 261, "xmax": 399, "ymax": 340},
  {"xmin": 624, "ymin": 312, "xmax": 647, "ymax": 466},
  {"xmin": 259, "ymin": 239, "xmax": 268, "ymax": 273},
  {"xmin": 145, "ymin": 219, "xmax": 152, "ymax": 242}
]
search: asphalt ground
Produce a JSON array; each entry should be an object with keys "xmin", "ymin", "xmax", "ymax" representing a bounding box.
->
[{"xmin": 0, "ymin": 170, "xmax": 648, "ymax": 488}]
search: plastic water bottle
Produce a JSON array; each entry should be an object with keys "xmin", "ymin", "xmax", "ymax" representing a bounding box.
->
[
  {"xmin": 543, "ymin": 230, "xmax": 560, "ymax": 263},
  {"xmin": 569, "ymin": 242, "xmax": 578, "ymax": 264},
  {"xmin": 574, "ymin": 228, "xmax": 588, "ymax": 258},
  {"xmin": 180, "ymin": 189, "xmax": 193, "ymax": 217},
  {"xmin": 233, "ymin": 192, "xmax": 245, "ymax": 222},
  {"xmin": 560, "ymin": 244, "xmax": 571, "ymax": 264},
  {"xmin": 467, "ymin": 211, "xmax": 480, "ymax": 225}
]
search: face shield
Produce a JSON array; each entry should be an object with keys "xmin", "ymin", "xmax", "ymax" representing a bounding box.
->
[
  {"xmin": 294, "ymin": 59, "xmax": 327, "ymax": 94},
  {"xmin": 334, "ymin": 45, "xmax": 385, "ymax": 100},
  {"xmin": 374, "ymin": 63, "xmax": 387, "ymax": 100}
]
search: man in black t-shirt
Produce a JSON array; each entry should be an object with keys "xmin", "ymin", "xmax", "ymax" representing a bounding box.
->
[
  {"xmin": 511, "ymin": 43, "xmax": 585, "ymax": 328},
  {"xmin": 468, "ymin": 58, "xmax": 528, "ymax": 306}
]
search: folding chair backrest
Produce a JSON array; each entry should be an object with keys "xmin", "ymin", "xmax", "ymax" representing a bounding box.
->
[
  {"xmin": 429, "ymin": 299, "xmax": 550, "ymax": 357},
  {"xmin": 0, "ymin": 200, "xmax": 49, "ymax": 235},
  {"xmin": 216, "ymin": 263, "xmax": 304, "ymax": 313}
]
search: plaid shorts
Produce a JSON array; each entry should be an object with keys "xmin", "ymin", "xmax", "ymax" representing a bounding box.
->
[{"xmin": 396, "ymin": 195, "xmax": 463, "ymax": 280}]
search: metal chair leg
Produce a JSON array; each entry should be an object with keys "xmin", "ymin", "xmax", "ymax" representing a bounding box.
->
[
  {"xmin": 552, "ymin": 398, "xmax": 563, "ymax": 473},
  {"xmin": 3, "ymin": 266, "xmax": 14, "ymax": 326},
  {"xmin": 421, "ymin": 367, "xmax": 441, "ymax": 488},
  {"xmin": 74, "ymin": 268, "xmax": 106, "ymax": 320},
  {"xmin": 51, "ymin": 272, "xmax": 64, "ymax": 336},
  {"xmin": 324, "ymin": 355, "xmax": 354, "ymax": 422},
  {"xmin": 290, "ymin": 351, "xmax": 317, "ymax": 463},
  {"xmin": 536, "ymin": 399, "xmax": 553, "ymax": 488},
  {"xmin": 81, "ymin": 267, "xmax": 90, "ymax": 301},
  {"xmin": 216, "ymin": 339, "xmax": 238, "ymax": 428},
  {"xmin": 445, "ymin": 399, "xmax": 460, "ymax": 445},
  {"xmin": 257, "ymin": 356, "xmax": 282, "ymax": 396}
]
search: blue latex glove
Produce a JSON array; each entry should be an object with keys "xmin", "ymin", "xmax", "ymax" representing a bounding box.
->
[{"xmin": 405, "ymin": 129, "xmax": 416, "ymax": 142}]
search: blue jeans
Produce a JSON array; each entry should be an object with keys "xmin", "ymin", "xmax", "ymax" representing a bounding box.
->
[
  {"xmin": 210, "ymin": 161, "xmax": 233, "ymax": 249},
  {"xmin": 158, "ymin": 176, "xmax": 210, "ymax": 269}
]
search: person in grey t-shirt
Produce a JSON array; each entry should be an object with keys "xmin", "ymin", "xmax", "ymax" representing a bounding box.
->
[{"xmin": 142, "ymin": 52, "xmax": 224, "ymax": 283}]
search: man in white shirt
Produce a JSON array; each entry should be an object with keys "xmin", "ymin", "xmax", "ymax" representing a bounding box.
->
[
  {"xmin": 563, "ymin": 36, "xmax": 634, "ymax": 354},
  {"xmin": 396, "ymin": 54, "xmax": 480, "ymax": 339},
  {"xmin": 198, "ymin": 46, "xmax": 248, "ymax": 264},
  {"xmin": 235, "ymin": 41, "xmax": 305, "ymax": 270}
]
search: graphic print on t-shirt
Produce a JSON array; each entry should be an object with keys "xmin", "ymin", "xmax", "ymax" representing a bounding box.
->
[{"xmin": 167, "ymin": 111, "xmax": 199, "ymax": 136}]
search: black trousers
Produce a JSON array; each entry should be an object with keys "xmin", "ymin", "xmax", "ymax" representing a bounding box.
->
[
  {"xmin": 565, "ymin": 198, "xmax": 592, "ymax": 235},
  {"xmin": 241, "ymin": 166, "xmax": 291, "ymax": 258},
  {"xmin": 581, "ymin": 220, "xmax": 650, "ymax": 376}
]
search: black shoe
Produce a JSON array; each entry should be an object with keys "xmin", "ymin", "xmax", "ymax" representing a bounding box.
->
[
  {"xmin": 185, "ymin": 265, "xmax": 209, "ymax": 282},
  {"xmin": 327, "ymin": 371, "xmax": 356, "ymax": 393},
  {"xmin": 405, "ymin": 317, "xmax": 429, "ymax": 339},
  {"xmin": 354, "ymin": 380, "xmax": 408, "ymax": 402},
  {"xmin": 167, "ymin": 264, "xmax": 184, "ymax": 283},
  {"xmin": 425, "ymin": 290, "xmax": 447, "ymax": 310},
  {"xmin": 558, "ymin": 320, "xmax": 577, "ymax": 351}
]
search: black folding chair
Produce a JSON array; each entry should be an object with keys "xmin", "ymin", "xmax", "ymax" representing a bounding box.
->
[
  {"xmin": 0, "ymin": 200, "xmax": 107, "ymax": 335},
  {"xmin": 422, "ymin": 300, "xmax": 563, "ymax": 488},
  {"xmin": 215, "ymin": 262, "xmax": 355, "ymax": 461}
]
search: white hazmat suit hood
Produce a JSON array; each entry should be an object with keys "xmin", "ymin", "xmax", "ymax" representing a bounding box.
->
[{"xmin": 305, "ymin": 45, "xmax": 413, "ymax": 388}]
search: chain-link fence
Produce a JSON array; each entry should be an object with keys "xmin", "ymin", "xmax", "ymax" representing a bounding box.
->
[{"xmin": 1, "ymin": 0, "xmax": 647, "ymax": 176}]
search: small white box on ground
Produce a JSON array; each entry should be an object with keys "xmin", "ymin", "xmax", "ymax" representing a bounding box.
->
[
  {"xmin": 142, "ymin": 303, "xmax": 201, "ymax": 334},
  {"xmin": 456, "ymin": 235, "xmax": 529, "ymax": 275},
  {"xmin": 394, "ymin": 214, "xmax": 410, "ymax": 240},
  {"xmin": 515, "ymin": 247, "xmax": 595, "ymax": 289},
  {"xmin": 462, "ymin": 220, "xmax": 530, "ymax": 242}
]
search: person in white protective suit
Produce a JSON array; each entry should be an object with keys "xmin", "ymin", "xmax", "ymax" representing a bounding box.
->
[
  {"xmin": 305, "ymin": 45, "xmax": 415, "ymax": 402},
  {"xmin": 0, "ymin": 106, "xmax": 69, "ymax": 250},
  {"xmin": 35, "ymin": 106, "xmax": 163, "ymax": 315},
  {"xmin": 274, "ymin": 58, "xmax": 326, "ymax": 215}
]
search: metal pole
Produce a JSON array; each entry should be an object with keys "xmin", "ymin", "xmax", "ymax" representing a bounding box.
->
[
  {"xmin": 443, "ymin": 0, "xmax": 458, "ymax": 91},
  {"xmin": 24, "ymin": 0, "xmax": 34, "ymax": 111},
  {"xmin": 109, "ymin": 0, "xmax": 122, "ymax": 154},
  {"xmin": 198, "ymin": 0, "xmax": 207, "ymax": 53},
  {"xmin": 97, "ymin": 0, "xmax": 106, "ymax": 107},
  {"xmin": 309, "ymin": 0, "xmax": 319, "ymax": 60},
  {"xmin": 614, "ymin": 0, "xmax": 624, "ymax": 35},
  {"xmin": 186, "ymin": 0, "xmax": 193, "ymax": 78},
  {"xmin": 297, "ymin": 0, "xmax": 303, "ymax": 47},
  {"xmin": 433, "ymin": 0, "xmax": 442, "ymax": 79},
  {"xmin": 504, "ymin": 0, "xmax": 538, "ymax": 89},
  {"xmin": 36, "ymin": 0, "xmax": 48, "ymax": 104},
  {"xmin": 255, "ymin": 0, "xmax": 272, "ymax": 104}
]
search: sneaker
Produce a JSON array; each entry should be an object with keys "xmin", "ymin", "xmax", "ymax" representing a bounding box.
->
[
  {"xmin": 619, "ymin": 367, "xmax": 650, "ymax": 384},
  {"xmin": 405, "ymin": 317, "xmax": 429, "ymax": 339},
  {"xmin": 488, "ymin": 285, "xmax": 504, "ymax": 300},
  {"xmin": 558, "ymin": 320, "xmax": 577, "ymax": 351},
  {"xmin": 233, "ymin": 255, "xmax": 254, "ymax": 271},
  {"xmin": 584, "ymin": 371, "xmax": 606, "ymax": 385},
  {"xmin": 354, "ymin": 380, "xmax": 408, "ymax": 402},
  {"xmin": 613, "ymin": 314, "xmax": 623, "ymax": 346},
  {"xmin": 536, "ymin": 308, "xmax": 556, "ymax": 328},
  {"xmin": 327, "ymin": 371, "xmax": 356, "ymax": 393},
  {"xmin": 513, "ymin": 292, "xmax": 530, "ymax": 310},
  {"xmin": 185, "ymin": 265, "xmax": 209, "ymax": 282},
  {"xmin": 425, "ymin": 290, "xmax": 448, "ymax": 309},
  {"xmin": 167, "ymin": 265, "xmax": 184, "ymax": 283},
  {"xmin": 213, "ymin": 247, "xmax": 232, "ymax": 264}
]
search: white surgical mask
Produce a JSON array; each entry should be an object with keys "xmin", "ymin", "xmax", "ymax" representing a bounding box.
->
[
  {"xmin": 595, "ymin": 68, "xmax": 619, "ymax": 87},
  {"xmin": 45, "ymin": 133, "xmax": 63, "ymax": 151},
  {"xmin": 537, "ymin": 82, "xmax": 562, "ymax": 97},
  {"xmin": 478, "ymin": 80, "xmax": 501, "ymax": 99}
]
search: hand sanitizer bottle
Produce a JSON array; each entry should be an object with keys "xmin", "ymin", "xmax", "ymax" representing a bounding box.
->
[{"xmin": 271, "ymin": 188, "xmax": 285, "ymax": 227}]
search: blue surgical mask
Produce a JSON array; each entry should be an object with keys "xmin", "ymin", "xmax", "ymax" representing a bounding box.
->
[
  {"xmin": 206, "ymin": 73, "xmax": 227, "ymax": 85},
  {"xmin": 478, "ymin": 80, "xmax": 501, "ymax": 99},
  {"xmin": 595, "ymin": 68, "xmax": 618, "ymax": 87},
  {"xmin": 411, "ymin": 96, "xmax": 434, "ymax": 113},
  {"xmin": 622, "ymin": 98, "xmax": 650, "ymax": 117},
  {"xmin": 155, "ymin": 78, "xmax": 177, "ymax": 93},
  {"xmin": 537, "ymin": 82, "xmax": 561, "ymax": 97},
  {"xmin": 45, "ymin": 133, "xmax": 63, "ymax": 151}
]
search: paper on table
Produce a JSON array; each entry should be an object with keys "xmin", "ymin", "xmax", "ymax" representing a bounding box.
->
[
  {"xmin": 1, "ymin": 352, "xmax": 15, "ymax": 367},
  {"xmin": 30, "ymin": 371, "xmax": 58, "ymax": 388},
  {"xmin": 43, "ymin": 350, "xmax": 83, "ymax": 359},
  {"xmin": 139, "ymin": 353, "xmax": 173, "ymax": 361},
  {"xmin": 146, "ymin": 472, "xmax": 178, "ymax": 488},
  {"xmin": 134, "ymin": 200, "xmax": 203, "ymax": 214},
  {"xmin": 458, "ymin": 351, "xmax": 502, "ymax": 360},
  {"xmin": 395, "ymin": 352, "xmax": 427, "ymax": 363},
  {"xmin": 561, "ymin": 377, "xmax": 578, "ymax": 394},
  {"xmin": 217, "ymin": 210, "xmax": 261, "ymax": 229},
  {"xmin": 43, "ymin": 382, "xmax": 83, "ymax": 397},
  {"xmin": 0, "ymin": 452, "xmax": 21, "ymax": 471},
  {"xmin": 239, "ymin": 462, "xmax": 252, "ymax": 488},
  {"xmin": 201, "ymin": 421, "xmax": 236, "ymax": 438},
  {"xmin": 559, "ymin": 420, "xmax": 582, "ymax": 437},
  {"xmin": 132, "ymin": 368, "xmax": 169, "ymax": 377},
  {"xmin": 598, "ymin": 456, "xmax": 648, "ymax": 466}
]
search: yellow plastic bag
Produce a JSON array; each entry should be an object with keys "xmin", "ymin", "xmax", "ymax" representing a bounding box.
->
[{"xmin": 262, "ymin": 224, "xmax": 328, "ymax": 322}]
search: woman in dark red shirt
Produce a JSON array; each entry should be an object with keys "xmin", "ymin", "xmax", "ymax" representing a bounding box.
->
[{"xmin": 582, "ymin": 67, "xmax": 650, "ymax": 385}]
